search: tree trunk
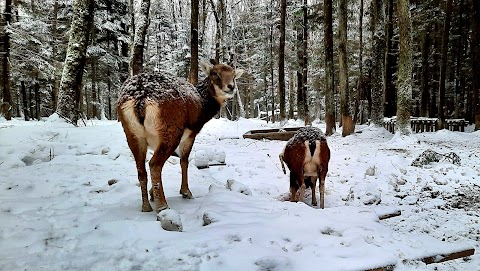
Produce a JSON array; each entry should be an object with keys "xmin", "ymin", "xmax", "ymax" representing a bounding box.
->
[
  {"xmin": 384, "ymin": 0, "xmax": 396, "ymax": 117},
  {"xmin": 454, "ymin": 0, "xmax": 464, "ymax": 119},
  {"xmin": 34, "ymin": 81, "xmax": 40, "ymax": 120},
  {"xmin": 55, "ymin": 0, "xmax": 95, "ymax": 125},
  {"xmin": 130, "ymin": 0, "xmax": 150, "ymax": 76},
  {"xmin": 473, "ymin": 0, "xmax": 480, "ymax": 130},
  {"xmin": 1, "ymin": 0, "xmax": 13, "ymax": 120},
  {"xmin": 302, "ymin": 0, "xmax": 309, "ymax": 125},
  {"xmin": 420, "ymin": 30, "xmax": 430, "ymax": 117},
  {"xmin": 21, "ymin": 81, "xmax": 29, "ymax": 121},
  {"xmin": 354, "ymin": 0, "xmax": 364, "ymax": 124},
  {"xmin": 288, "ymin": 69, "xmax": 294, "ymax": 119},
  {"xmin": 437, "ymin": 0, "xmax": 453, "ymax": 129},
  {"xmin": 278, "ymin": 0, "xmax": 286, "ymax": 120},
  {"xmin": 209, "ymin": 0, "xmax": 221, "ymax": 63},
  {"xmin": 395, "ymin": 0, "xmax": 413, "ymax": 135},
  {"xmin": 296, "ymin": 16, "xmax": 304, "ymax": 121},
  {"xmin": 51, "ymin": 0, "xmax": 59, "ymax": 113},
  {"xmin": 338, "ymin": 0, "xmax": 354, "ymax": 136},
  {"xmin": 370, "ymin": 0, "xmax": 385, "ymax": 126},
  {"xmin": 324, "ymin": 0, "xmax": 335, "ymax": 135},
  {"xmin": 189, "ymin": 0, "xmax": 199, "ymax": 84}
]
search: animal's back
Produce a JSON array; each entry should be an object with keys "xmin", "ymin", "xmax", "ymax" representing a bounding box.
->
[{"xmin": 118, "ymin": 72, "xmax": 199, "ymax": 121}]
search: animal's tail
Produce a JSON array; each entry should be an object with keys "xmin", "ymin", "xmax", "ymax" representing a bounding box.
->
[{"xmin": 279, "ymin": 152, "xmax": 286, "ymax": 174}]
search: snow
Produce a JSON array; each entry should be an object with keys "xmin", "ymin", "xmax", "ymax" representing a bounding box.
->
[{"xmin": 0, "ymin": 117, "xmax": 478, "ymax": 271}]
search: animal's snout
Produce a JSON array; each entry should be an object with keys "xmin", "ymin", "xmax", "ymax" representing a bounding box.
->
[{"xmin": 227, "ymin": 84, "xmax": 235, "ymax": 91}]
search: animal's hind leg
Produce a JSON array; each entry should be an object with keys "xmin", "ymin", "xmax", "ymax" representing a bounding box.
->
[
  {"xmin": 319, "ymin": 170, "xmax": 326, "ymax": 209},
  {"xmin": 124, "ymin": 131, "xmax": 152, "ymax": 212},
  {"xmin": 310, "ymin": 176, "xmax": 318, "ymax": 207},
  {"xmin": 149, "ymin": 143, "xmax": 177, "ymax": 212}
]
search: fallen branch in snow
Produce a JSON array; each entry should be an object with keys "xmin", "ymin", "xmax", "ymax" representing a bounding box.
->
[{"xmin": 420, "ymin": 247, "xmax": 475, "ymax": 264}]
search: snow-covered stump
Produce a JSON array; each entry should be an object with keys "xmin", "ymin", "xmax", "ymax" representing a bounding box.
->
[
  {"xmin": 157, "ymin": 209, "xmax": 183, "ymax": 232},
  {"xmin": 226, "ymin": 179, "xmax": 252, "ymax": 195}
]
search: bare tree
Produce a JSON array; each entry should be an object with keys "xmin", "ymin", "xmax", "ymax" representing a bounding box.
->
[
  {"xmin": 189, "ymin": 0, "xmax": 199, "ymax": 84},
  {"xmin": 324, "ymin": 0, "xmax": 335, "ymax": 135},
  {"xmin": 437, "ymin": 0, "xmax": 453, "ymax": 129},
  {"xmin": 395, "ymin": 0, "xmax": 413, "ymax": 135},
  {"xmin": 278, "ymin": 0, "xmax": 286, "ymax": 120},
  {"xmin": 1, "ymin": 0, "xmax": 13, "ymax": 120},
  {"xmin": 130, "ymin": 0, "xmax": 151, "ymax": 76},
  {"xmin": 473, "ymin": 0, "xmax": 480, "ymax": 130},
  {"xmin": 370, "ymin": 0, "xmax": 385, "ymax": 126},
  {"xmin": 338, "ymin": 0, "xmax": 354, "ymax": 136},
  {"xmin": 55, "ymin": 0, "xmax": 94, "ymax": 124}
]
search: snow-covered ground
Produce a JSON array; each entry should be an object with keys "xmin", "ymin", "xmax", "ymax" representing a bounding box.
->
[{"xmin": 0, "ymin": 116, "xmax": 478, "ymax": 271}]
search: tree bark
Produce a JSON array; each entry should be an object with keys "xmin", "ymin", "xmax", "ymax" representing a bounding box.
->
[
  {"xmin": 420, "ymin": 30, "xmax": 430, "ymax": 117},
  {"xmin": 1, "ymin": 0, "xmax": 13, "ymax": 120},
  {"xmin": 324, "ymin": 0, "xmax": 335, "ymax": 135},
  {"xmin": 278, "ymin": 0, "xmax": 286, "ymax": 120},
  {"xmin": 370, "ymin": 0, "xmax": 385, "ymax": 126},
  {"xmin": 296, "ymin": 13, "xmax": 304, "ymax": 121},
  {"xmin": 189, "ymin": 0, "xmax": 199, "ymax": 84},
  {"xmin": 21, "ymin": 81, "xmax": 29, "ymax": 121},
  {"xmin": 302, "ymin": 0, "xmax": 309, "ymax": 125},
  {"xmin": 338, "ymin": 0, "xmax": 354, "ymax": 136},
  {"xmin": 384, "ymin": 0, "xmax": 396, "ymax": 117},
  {"xmin": 395, "ymin": 0, "xmax": 413, "ymax": 135},
  {"xmin": 354, "ymin": 0, "xmax": 364, "ymax": 124},
  {"xmin": 130, "ymin": 0, "xmax": 150, "ymax": 76},
  {"xmin": 55, "ymin": 0, "xmax": 95, "ymax": 125},
  {"xmin": 437, "ymin": 0, "xmax": 453, "ymax": 129},
  {"xmin": 473, "ymin": 0, "xmax": 480, "ymax": 130},
  {"xmin": 289, "ymin": 69, "xmax": 294, "ymax": 119}
]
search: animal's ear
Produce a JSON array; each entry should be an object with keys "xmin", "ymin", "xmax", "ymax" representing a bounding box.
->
[
  {"xmin": 209, "ymin": 59, "xmax": 219, "ymax": 65},
  {"xmin": 199, "ymin": 61, "xmax": 212, "ymax": 75},
  {"xmin": 234, "ymin": 69, "xmax": 244, "ymax": 79}
]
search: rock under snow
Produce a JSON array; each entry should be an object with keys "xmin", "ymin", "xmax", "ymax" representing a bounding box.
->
[
  {"xmin": 226, "ymin": 179, "xmax": 252, "ymax": 195},
  {"xmin": 157, "ymin": 209, "xmax": 183, "ymax": 232}
]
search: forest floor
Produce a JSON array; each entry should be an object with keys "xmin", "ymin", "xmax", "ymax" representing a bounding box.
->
[{"xmin": 0, "ymin": 116, "xmax": 478, "ymax": 271}]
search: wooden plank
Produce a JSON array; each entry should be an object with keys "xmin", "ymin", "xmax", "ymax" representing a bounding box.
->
[
  {"xmin": 378, "ymin": 210, "xmax": 401, "ymax": 220},
  {"xmin": 197, "ymin": 162, "xmax": 226, "ymax": 169},
  {"xmin": 420, "ymin": 248, "xmax": 475, "ymax": 264},
  {"xmin": 243, "ymin": 129, "xmax": 299, "ymax": 141},
  {"xmin": 363, "ymin": 265, "xmax": 395, "ymax": 271}
]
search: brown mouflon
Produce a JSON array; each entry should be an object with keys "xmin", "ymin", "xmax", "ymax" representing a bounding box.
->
[{"xmin": 117, "ymin": 60, "xmax": 243, "ymax": 213}]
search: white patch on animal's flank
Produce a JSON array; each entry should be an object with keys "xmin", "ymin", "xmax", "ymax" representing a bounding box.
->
[
  {"xmin": 120, "ymin": 100, "xmax": 146, "ymax": 140},
  {"xmin": 303, "ymin": 140, "xmax": 321, "ymax": 177},
  {"xmin": 143, "ymin": 102, "xmax": 162, "ymax": 150}
]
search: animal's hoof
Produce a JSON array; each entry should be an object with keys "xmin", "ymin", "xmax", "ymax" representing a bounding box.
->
[
  {"xmin": 142, "ymin": 203, "xmax": 153, "ymax": 212},
  {"xmin": 156, "ymin": 204, "xmax": 169, "ymax": 213},
  {"xmin": 180, "ymin": 190, "xmax": 193, "ymax": 199}
]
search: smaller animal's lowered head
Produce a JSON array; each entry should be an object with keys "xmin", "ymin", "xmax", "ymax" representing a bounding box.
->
[{"xmin": 199, "ymin": 60, "xmax": 244, "ymax": 104}]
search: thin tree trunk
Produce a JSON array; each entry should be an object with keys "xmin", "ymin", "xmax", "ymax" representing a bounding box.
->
[
  {"xmin": 354, "ymin": 0, "xmax": 364, "ymax": 124},
  {"xmin": 130, "ymin": 0, "xmax": 150, "ymax": 76},
  {"xmin": 34, "ymin": 81, "xmax": 40, "ymax": 120},
  {"xmin": 384, "ymin": 0, "xmax": 395, "ymax": 117},
  {"xmin": 437, "ymin": 0, "xmax": 453, "ymax": 129},
  {"xmin": 473, "ymin": 0, "xmax": 480, "ymax": 130},
  {"xmin": 420, "ymin": 30, "xmax": 430, "ymax": 117},
  {"xmin": 21, "ymin": 81, "xmax": 29, "ymax": 121},
  {"xmin": 454, "ymin": 0, "xmax": 464, "ymax": 118},
  {"xmin": 296, "ymin": 15, "xmax": 304, "ymax": 121},
  {"xmin": 302, "ymin": 0, "xmax": 309, "ymax": 125},
  {"xmin": 1, "ymin": 0, "xmax": 13, "ymax": 120},
  {"xmin": 189, "ymin": 0, "xmax": 199, "ymax": 84},
  {"xmin": 278, "ymin": 0, "xmax": 286, "ymax": 120},
  {"xmin": 370, "ymin": 0, "xmax": 385, "ymax": 126},
  {"xmin": 395, "ymin": 0, "xmax": 412, "ymax": 135},
  {"xmin": 51, "ymin": 0, "xmax": 59, "ymax": 113},
  {"xmin": 289, "ymin": 69, "xmax": 294, "ymax": 119},
  {"xmin": 324, "ymin": 0, "xmax": 335, "ymax": 135},
  {"xmin": 55, "ymin": 0, "xmax": 95, "ymax": 125},
  {"xmin": 338, "ymin": 0, "xmax": 354, "ymax": 136}
]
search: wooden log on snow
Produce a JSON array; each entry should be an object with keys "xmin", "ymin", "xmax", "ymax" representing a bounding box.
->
[
  {"xmin": 420, "ymin": 247, "xmax": 475, "ymax": 264},
  {"xmin": 378, "ymin": 210, "xmax": 401, "ymax": 220}
]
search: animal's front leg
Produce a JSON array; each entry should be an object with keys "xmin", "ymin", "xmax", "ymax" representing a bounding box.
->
[{"xmin": 179, "ymin": 129, "xmax": 196, "ymax": 199}]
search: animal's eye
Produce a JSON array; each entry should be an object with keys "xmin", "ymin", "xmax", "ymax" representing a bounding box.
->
[{"xmin": 211, "ymin": 73, "xmax": 219, "ymax": 79}]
